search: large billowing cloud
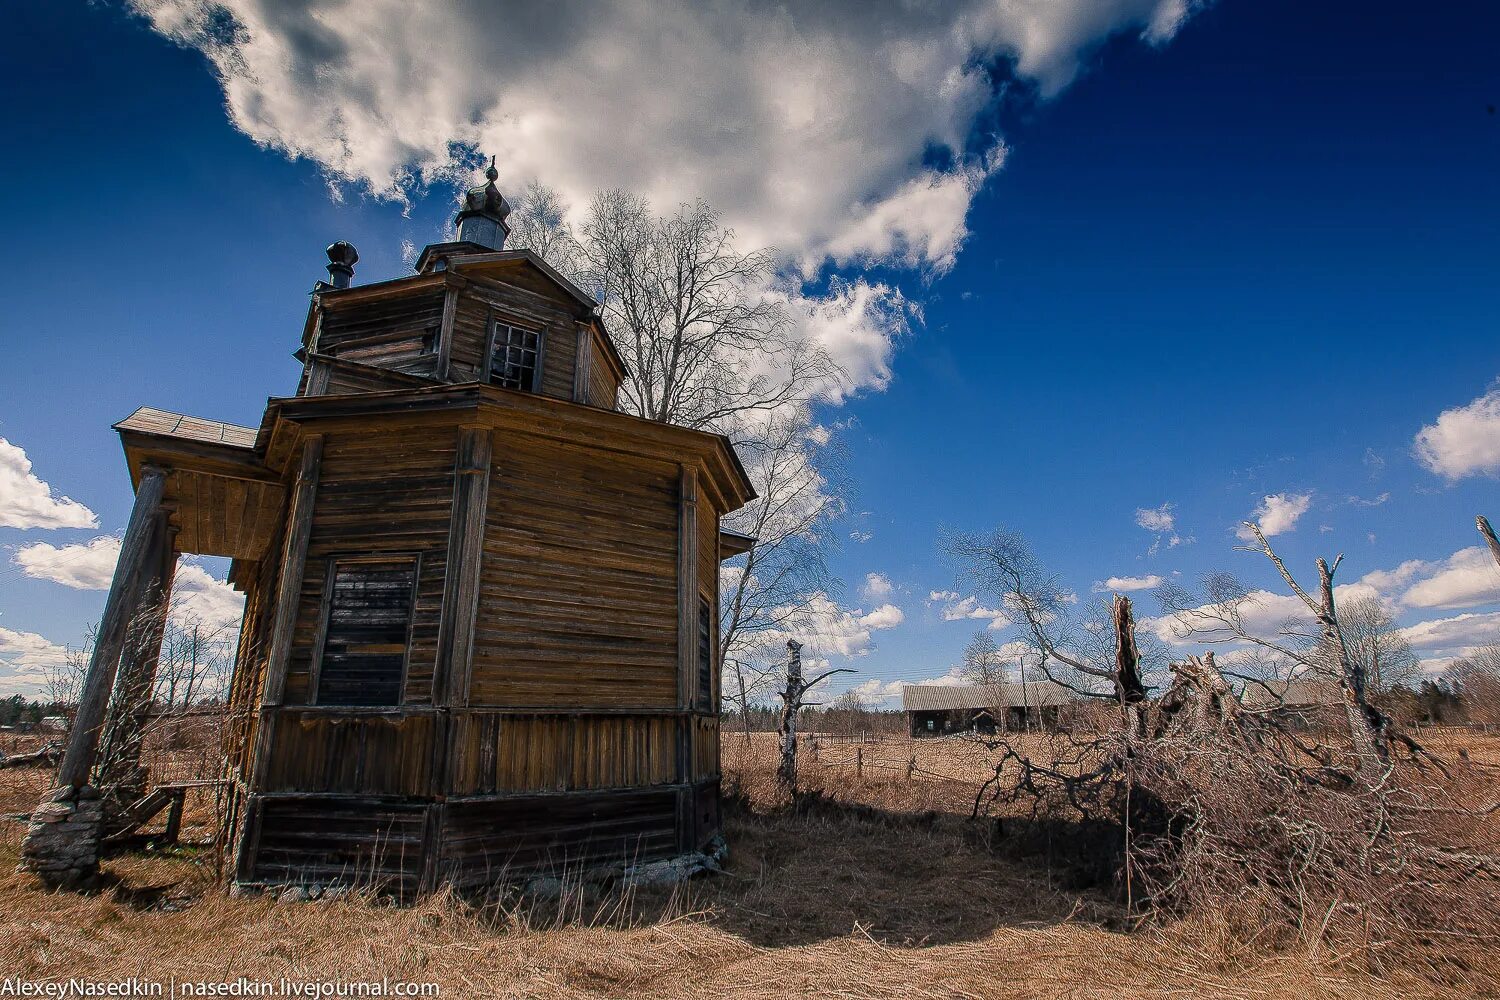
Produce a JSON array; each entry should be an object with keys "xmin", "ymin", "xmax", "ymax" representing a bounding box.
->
[
  {"xmin": 133, "ymin": 0, "xmax": 1204, "ymax": 289},
  {"xmin": 0, "ymin": 438, "xmax": 97, "ymax": 530}
]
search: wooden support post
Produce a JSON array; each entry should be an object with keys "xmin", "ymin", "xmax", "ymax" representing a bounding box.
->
[
  {"xmin": 573, "ymin": 324, "xmax": 592, "ymax": 403},
  {"xmin": 677, "ymin": 465, "xmax": 698, "ymax": 710},
  {"xmin": 246, "ymin": 435, "xmax": 322, "ymax": 797},
  {"xmin": 433, "ymin": 426, "xmax": 493, "ymax": 709},
  {"xmin": 95, "ymin": 516, "xmax": 177, "ymax": 821},
  {"xmin": 162, "ymin": 791, "xmax": 184, "ymax": 845},
  {"xmin": 436, "ymin": 279, "xmax": 461, "ymax": 381},
  {"xmin": 259, "ymin": 435, "xmax": 323, "ymax": 709},
  {"xmin": 57, "ymin": 466, "xmax": 168, "ymax": 789}
]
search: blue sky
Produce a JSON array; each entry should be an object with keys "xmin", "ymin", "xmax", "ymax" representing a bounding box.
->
[{"xmin": 1, "ymin": 0, "xmax": 1498, "ymax": 700}]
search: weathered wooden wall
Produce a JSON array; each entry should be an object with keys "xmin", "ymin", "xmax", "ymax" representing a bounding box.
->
[
  {"xmin": 227, "ymin": 392, "xmax": 738, "ymax": 887},
  {"xmin": 585, "ymin": 328, "xmax": 621, "ymax": 410},
  {"xmin": 280, "ymin": 424, "xmax": 455, "ymax": 706},
  {"xmin": 471, "ymin": 439, "xmax": 681, "ymax": 709},
  {"xmin": 316, "ymin": 291, "xmax": 445, "ymax": 378}
]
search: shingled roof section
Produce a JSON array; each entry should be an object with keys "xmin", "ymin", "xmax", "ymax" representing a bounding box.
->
[
  {"xmin": 901, "ymin": 682, "xmax": 1076, "ymax": 712},
  {"xmin": 114, "ymin": 406, "xmax": 259, "ymax": 450}
]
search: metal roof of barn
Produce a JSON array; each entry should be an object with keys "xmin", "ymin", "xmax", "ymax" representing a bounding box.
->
[{"xmin": 901, "ymin": 682, "xmax": 1075, "ymax": 712}]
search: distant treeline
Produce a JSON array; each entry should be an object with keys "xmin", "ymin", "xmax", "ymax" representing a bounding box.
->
[{"xmin": 0, "ymin": 695, "xmax": 68, "ymax": 728}]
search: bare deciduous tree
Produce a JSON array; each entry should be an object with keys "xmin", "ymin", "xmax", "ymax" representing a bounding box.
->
[
  {"xmin": 945, "ymin": 528, "xmax": 1153, "ymax": 731},
  {"xmin": 510, "ymin": 186, "xmax": 841, "ymax": 435},
  {"xmin": 509, "ymin": 184, "xmax": 861, "ymax": 718},
  {"xmin": 1450, "ymin": 643, "xmax": 1500, "ymax": 726},
  {"xmin": 718, "ymin": 408, "xmax": 846, "ymax": 719},
  {"xmin": 1337, "ymin": 594, "xmax": 1420, "ymax": 693},
  {"xmin": 958, "ymin": 629, "xmax": 1007, "ymax": 686}
]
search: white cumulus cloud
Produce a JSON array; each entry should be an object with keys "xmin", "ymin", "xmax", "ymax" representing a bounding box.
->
[
  {"xmin": 928, "ymin": 591, "xmax": 1009, "ymax": 629},
  {"xmin": 859, "ymin": 603, "xmax": 905, "ymax": 630},
  {"xmin": 133, "ymin": 0, "xmax": 1205, "ymax": 278},
  {"xmin": 1237, "ymin": 492, "xmax": 1312, "ymax": 541},
  {"xmin": 1415, "ymin": 382, "xmax": 1500, "ymax": 480},
  {"xmin": 0, "ymin": 626, "xmax": 71, "ymax": 696},
  {"xmin": 1135, "ymin": 504, "xmax": 1176, "ymax": 533},
  {"xmin": 14, "ymin": 536, "xmax": 120, "ymax": 590},
  {"xmin": 0, "ymin": 438, "xmax": 97, "ymax": 530},
  {"xmin": 1093, "ymin": 574, "xmax": 1164, "ymax": 593},
  {"xmin": 1395, "ymin": 547, "xmax": 1500, "ymax": 611}
]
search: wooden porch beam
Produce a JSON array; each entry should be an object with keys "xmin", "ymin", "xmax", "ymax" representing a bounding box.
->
[{"xmin": 57, "ymin": 466, "xmax": 169, "ymax": 789}]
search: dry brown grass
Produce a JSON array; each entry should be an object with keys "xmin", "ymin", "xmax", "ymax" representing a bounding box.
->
[{"xmin": 1, "ymin": 731, "xmax": 1496, "ymax": 999}]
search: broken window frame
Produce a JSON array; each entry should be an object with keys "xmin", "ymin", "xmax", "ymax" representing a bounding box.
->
[
  {"xmin": 309, "ymin": 553, "xmax": 421, "ymax": 707},
  {"xmin": 484, "ymin": 318, "xmax": 544, "ymax": 393}
]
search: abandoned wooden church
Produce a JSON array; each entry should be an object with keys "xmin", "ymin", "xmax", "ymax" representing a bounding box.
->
[{"xmin": 23, "ymin": 162, "xmax": 756, "ymax": 892}]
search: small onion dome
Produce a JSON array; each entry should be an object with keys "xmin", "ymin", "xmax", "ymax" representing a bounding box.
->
[
  {"xmin": 460, "ymin": 156, "xmax": 512, "ymax": 223},
  {"xmin": 455, "ymin": 156, "xmax": 512, "ymax": 250}
]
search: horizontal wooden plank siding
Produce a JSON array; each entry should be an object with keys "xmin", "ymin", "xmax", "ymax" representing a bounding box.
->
[
  {"xmin": 262, "ymin": 711, "xmax": 437, "ymax": 796},
  {"xmin": 317, "ymin": 291, "xmax": 445, "ymax": 375},
  {"xmin": 282, "ymin": 426, "xmax": 455, "ymax": 706},
  {"xmin": 250, "ymin": 796, "xmax": 428, "ymax": 890},
  {"xmin": 448, "ymin": 713, "xmax": 678, "ymax": 795},
  {"xmin": 470, "ymin": 440, "xmax": 680, "ymax": 708},
  {"xmin": 437, "ymin": 787, "xmax": 681, "ymax": 885}
]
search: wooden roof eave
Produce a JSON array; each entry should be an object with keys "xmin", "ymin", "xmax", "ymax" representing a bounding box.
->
[
  {"xmin": 719, "ymin": 529, "xmax": 756, "ymax": 560},
  {"xmin": 113, "ymin": 408, "xmax": 275, "ymax": 489},
  {"xmin": 266, "ymin": 382, "xmax": 757, "ymax": 514}
]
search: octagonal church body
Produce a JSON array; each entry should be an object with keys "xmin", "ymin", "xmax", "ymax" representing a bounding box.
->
[{"xmin": 110, "ymin": 167, "xmax": 754, "ymax": 890}]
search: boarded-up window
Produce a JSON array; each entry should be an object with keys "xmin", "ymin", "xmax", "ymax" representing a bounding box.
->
[
  {"xmin": 315, "ymin": 557, "xmax": 417, "ymax": 706},
  {"xmin": 697, "ymin": 597, "xmax": 713, "ymax": 708},
  {"xmin": 488, "ymin": 322, "xmax": 541, "ymax": 392}
]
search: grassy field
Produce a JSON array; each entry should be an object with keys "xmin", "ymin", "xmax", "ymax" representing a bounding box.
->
[{"xmin": 0, "ymin": 730, "xmax": 1495, "ymax": 999}]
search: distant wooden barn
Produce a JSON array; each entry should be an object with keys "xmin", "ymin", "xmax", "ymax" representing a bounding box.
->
[
  {"xmin": 902, "ymin": 682, "xmax": 1075, "ymax": 737},
  {"xmin": 32, "ymin": 164, "xmax": 755, "ymax": 892}
]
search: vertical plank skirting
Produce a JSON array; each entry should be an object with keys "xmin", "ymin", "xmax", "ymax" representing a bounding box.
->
[
  {"xmin": 57, "ymin": 466, "xmax": 169, "ymax": 788},
  {"xmin": 259, "ymin": 434, "xmax": 324, "ymax": 709},
  {"xmin": 434, "ymin": 427, "xmax": 493, "ymax": 709},
  {"xmin": 677, "ymin": 466, "xmax": 698, "ymax": 711}
]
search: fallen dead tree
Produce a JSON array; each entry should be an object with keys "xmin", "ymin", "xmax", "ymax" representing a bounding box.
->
[
  {"xmin": 0, "ymin": 742, "xmax": 62, "ymax": 770},
  {"xmin": 948, "ymin": 525, "xmax": 1500, "ymax": 991}
]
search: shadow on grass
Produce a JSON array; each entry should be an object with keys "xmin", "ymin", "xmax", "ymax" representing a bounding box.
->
[{"xmin": 671, "ymin": 787, "xmax": 1125, "ymax": 949}]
